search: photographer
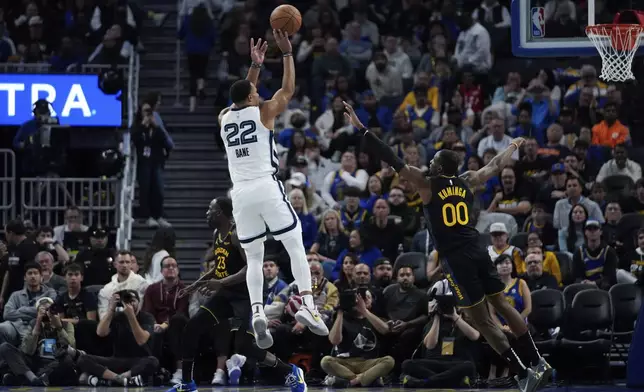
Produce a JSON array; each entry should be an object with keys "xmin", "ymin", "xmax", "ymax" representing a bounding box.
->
[
  {"xmin": 76, "ymin": 289, "xmax": 158, "ymax": 386},
  {"xmin": 132, "ymin": 101, "xmax": 174, "ymax": 228},
  {"xmin": 400, "ymin": 280, "xmax": 481, "ymax": 388},
  {"xmin": 0, "ymin": 297, "xmax": 75, "ymax": 386},
  {"xmin": 320, "ymin": 289, "xmax": 394, "ymax": 387},
  {"xmin": 12, "ymin": 99, "xmax": 69, "ymax": 177}
]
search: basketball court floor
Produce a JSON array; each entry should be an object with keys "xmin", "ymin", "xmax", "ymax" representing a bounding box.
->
[{"xmin": 0, "ymin": 388, "xmax": 630, "ymax": 391}]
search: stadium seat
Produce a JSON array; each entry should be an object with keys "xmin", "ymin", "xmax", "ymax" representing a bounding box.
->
[
  {"xmin": 394, "ymin": 252, "xmax": 429, "ymax": 289},
  {"xmin": 560, "ymin": 289, "xmax": 613, "ymax": 362},
  {"xmin": 563, "ymin": 283, "xmax": 598, "ymax": 307},
  {"xmin": 554, "ymin": 252, "xmax": 573, "ymax": 285},
  {"xmin": 509, "ymin": 232, "xmax": 529, "ymax": 249},
  {"xmin": 617, "ymin": 213, "xmax": 644, "ymax": 245},
  {"xmin": 478, "ymin": 232, "xmax": 491, "ymax": 248},
  {"xmin": 609, "ymin": 283, "xmax": 642, "ymax": 337},
  {"xmin": 528, "ymin": 289, "xmax": 565, "ymax": 352},
  {"xmin": 602, "ymin": 175, "xmax": 635, "ymax": 198}
]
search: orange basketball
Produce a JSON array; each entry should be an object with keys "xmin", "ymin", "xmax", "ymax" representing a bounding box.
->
[{"xmin": 270, "ymin": 5, "xmax": 302, "ymax": 36}]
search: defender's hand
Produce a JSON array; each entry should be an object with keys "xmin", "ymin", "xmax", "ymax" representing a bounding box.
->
[
  {"xmin": 342, "ymin": 101, "xmax": 364, "ymax": 130},
  {"xmin": 250, "ymin": 38, "xmax": 268, "ymax": 64},
  {"xmin": 510, "ymin": 137, "xmax": 525, "ymax": 148},
  {"xmin": 273, "ymin": 29, "xmax": 292, "ymax": 54}
]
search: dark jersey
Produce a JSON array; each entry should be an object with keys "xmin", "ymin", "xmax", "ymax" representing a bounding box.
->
[
  {"xmin": 423, "ymin": 175, "xmax": 479, "ymax": 253},
  {"xmin": 212, "ymin": 228, "xmax": 247, "ymax": 295}
]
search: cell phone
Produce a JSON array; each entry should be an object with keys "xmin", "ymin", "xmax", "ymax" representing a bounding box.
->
[{"xmin": 357, "ymin": 287, "xmax": 368, "ymax": 299}]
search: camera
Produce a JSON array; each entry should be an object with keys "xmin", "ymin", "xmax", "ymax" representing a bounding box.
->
[
  {"xmin": 429, "ymin": 283, "xmax": 456, "ymax": 316},
  {"xmin": 339, "ymin": 289, "xmax": 357, "ymax": 312},
  {"xmin": 115, "ymin": 290, "xmax": 136, "ymax": 312}
]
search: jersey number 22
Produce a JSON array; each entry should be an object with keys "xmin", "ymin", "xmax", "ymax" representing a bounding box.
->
[{"xmin": 225, "ymin": 120, "xmax": 257, "ymax": 147}]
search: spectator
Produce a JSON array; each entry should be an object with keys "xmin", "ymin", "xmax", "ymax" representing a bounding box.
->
[
  {"xmin": 477, "ymin": 118, "xmax": 518, "ymax": 160},
  {"xmin": 141, "ymin": 228, "xmax": 176, "ymax": 284},
  {"xmin": 339, "ymin": 21, "xmax": 372, "ymax": 70},
  {"xmin": 321, "ymin": 289, "xmax": 394, "ymax": 387},
  {"xmin": 487, "ymin": 223, "xmax": 525, "ymax": 274},
  {"xmin": 178, "ymin": 4, "xmax": 216, "ymax": 112},
  {"xmin": 334, "ymin": 253, "xmax": 358, "ymax": 290},
  {"xmin": 622, "ymin": 228, "xmax": 644, "ymax": 283},
  {"xmin": 310, "ymin": 209, "xmax": 350, "ymax": 264},
  {"xmin": 337, "ymin": 186, "xmax": 369, "ymax": 231},
  {"xmin": 354, "ymin": 91, "xmax": 393, "ymax": 138},
  {"xmin": 472, "ymin": 0, "xmax": 511, "ymax": 28},
  {"xmin": 513, "ymin": 78, "xmax": 560, "ymax": 142},
  {"xmin": 493, "ymin": 72, "xmax": 524, "ymax": 105},
  {"xmin": 0, "ymin": 297, "xmax": 75, "ymax": 386},
  {"xmin": 602, "ymin": 201, "xmax": 622, "ymax": 248},
  {"xmin": 97, "ymin": 251, "xmax": 149, "ymax": 320},
  {"xmin": 522, "ymin": 203, "xmax": 557, "ymax": 250},
  {"xmin": 0, "ymin": 263, "xmax": 57, "ymax": 346},
  {"xmin": 321, "ymin": 152, "xmax": 369, "ymax": 207},
  {"xmin": 142, "ymin": 256, "xmax": 188, "ymax": 384},
  {"xmin": 76, "ymin": 289, "xmax": 158, "ymax": 386},
  {"xmin": 52, "ymin": 206, "xmax": 88, "ymax": 256},
  {"xmin": 487, "ymin": 167, "xmax": 532, "ymax": 225},
  {"xmin": 34, "ymin": 227, "xmax": 70, "ymax": 265},
  {"xmin": 49, "ymin": 35, "xmax": 84, "ymax": 71},
  {"xmin": 87, "ymin": 24, "xmax": 131, "ymax": 64},
  {"xmin": 73, "ymin": 227, "xmax": 116, "ymax": 288},
  {"xmin": 538, "ymin": 123, "xmax": 571, "ymax": 164},
  {"xmin": 288, "ymin": 188, "xmax": 317, "ymax": 249},
  {"xmin": 595, "ymin": 143, "xmax": 642, "ymax": 183},
  {"xmin": 365, "ymin": 51, "xmax": 403, "ymax": 103},
  {"xmin": 571, "ymin": 220, "xmax": 618, "ymax": 290},
  {"xmin": 591, "ymin": 102, "xmax": 630, "ymax": 148},
  {"xmin": 55, "ymin": 263, "xmax": 98, "ymax": 353},
  {"xmin": 522, "ymin": 252, "xmax": 559, "ymax": 291},
  {"xmin": 1, "ymin": 220, "xmax": 40, "ymax": 306},
  {"xmin": 625, "ymin": 179, "xmax": 644, "ymax": 214},
  {"xmin": 526, "ymin": 234, "xmax": 563, "ymax": 285},
  {"xmin": 332, "ymin": 230, "xmax": 382, "ymax": 281},
  {"xmin": 132, "ymin": 101, "xmax": 174, "ymax": 228},
  {"xmin": 296, "ymin": 25, "xmax": 327, "ymax": 69},
  {"xmin": 493, "ymin": 254, "xmax": 532, "ymax": 324},
  {"xmin": 36, "ymin": 251, "xmax": 66, "ymax": 292},
  {"xmin": 263, "ymin": 259, "xmax": 287, "ymax": 306},
  {"xmin": 559, "ymin": 203, "xmax": 589, "ymax": 254},
  {"xmin": 312, "ymin": 37, "xmax": 353, "ymax": 92},
  {"xmin": 400, "ymin": 281, "xmax": 480, "ymax": 388},
  {"xmin": 544, "ymin": 0, "xmax": 577, "ymax": 21},
  {"xmin": 553, "ymin": 176, "xmax": 604, "ymax": 229},
  {"xmin": 452, "ymin": 14, "xmax": 492, "ymax": 74},
  {"xmin": 361, "ymin": 199, "xmax": 405, "ymax": 261},
  {"xmin": 314, "ymin": 96, "xmax": 357, "ymax": 156},
  {"xmin": 383, "ymin": 35, "xmax": 413, "ymax": 84},
  {"xmin": 536, "ymin": 163, "xmax": 568, "ymax": 213},
  {"xmin": 372, "ymin": 257, "xmax": 393, "ymax": 289}
]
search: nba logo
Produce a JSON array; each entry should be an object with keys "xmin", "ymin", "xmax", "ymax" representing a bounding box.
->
[{"xmin": 531, "ymin": 7, "xmax": 545, "ymax": 38}]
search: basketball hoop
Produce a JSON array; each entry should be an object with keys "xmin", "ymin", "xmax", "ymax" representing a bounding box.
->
[{"xmin": 586, "ymin": 24, "xmax": 643, "ymax": 82}]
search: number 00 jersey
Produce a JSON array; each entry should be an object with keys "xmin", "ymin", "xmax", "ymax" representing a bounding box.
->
[
  {"xmin": 220, "ymin": 106, "xmax": 277, "ymax": 184},
  {"xmin": 423, "ymin": 175, "xmax": 479, "ymax": 253}
]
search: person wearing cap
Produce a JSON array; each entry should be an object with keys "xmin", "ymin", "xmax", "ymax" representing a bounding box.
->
[
  {"xmin": 571, "ymin": 220, "xmax": 617, "ymax": 290},
  {"xmin": 0, "ymin": 294, "xmax": 75, "ymax": 386},
  {"xmin": 277, "ymin": 110, "xmax": 315, "ymax": 148},
  {"xmin": 553, "ymin": 176, "xmax": 604, "ymax": 230},
  {"xmin": 372, "ymin": 257, "xmax": 393, "ymax": 289},
  {"xmin": 596, "ymin": 143, "xmax": 642, "ymax": 184},
  {"xmin": 73, "ymin": 226, "xmax": 117, "ymax": 287},
  {"xmin": 487, "ymin": 222, "xmax": 526, "ymax": 275},
  {"xmin": 1, "ymin": 220, "xmax": 40, "ymax": 306},
  {"xmin": 338, "ymin": 186, "xmax": 369, "ymax": 232},
  {"xmin": 536, "ymin": 162, "xmax": 568, "ymax": 213},
  {"xmin": 0, "ymin": 263, "xmax": 57, "ymax": 347},
  {"xmin": 321, "ymin": 151, "xmax": 369, "ymax": 208}
]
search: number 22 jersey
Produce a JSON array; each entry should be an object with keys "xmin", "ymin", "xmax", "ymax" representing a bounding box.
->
[
  {"xmin": 220, "ymin": 106, "xmax": 278, "ymax": 184},
  {"xmin": 423, "ymin": 175, "xmax": 479, "ymax": 253}
]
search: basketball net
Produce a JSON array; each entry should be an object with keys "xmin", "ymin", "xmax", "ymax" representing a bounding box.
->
[{"xmin": 586, "ymin": 24, "xmax": 643, "ymax": 82}]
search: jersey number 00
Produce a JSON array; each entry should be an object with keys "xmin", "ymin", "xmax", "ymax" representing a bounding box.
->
[
  {"xmin": 225, "ymin": 120, "xmax": 258, "ymax": 147},
  {"xmin": 442, "ymin": 202, "xmax": 469, "ymax": 227}
]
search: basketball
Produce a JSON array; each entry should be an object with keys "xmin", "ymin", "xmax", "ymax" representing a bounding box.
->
[{"xmin": 270, "ymin": 5, "xmax": 302, "ymax": 36}]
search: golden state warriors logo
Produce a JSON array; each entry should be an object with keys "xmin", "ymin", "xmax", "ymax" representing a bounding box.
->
[{"xmin": 214, "ymin": 246, "xmax": 230, "ymax": 279}]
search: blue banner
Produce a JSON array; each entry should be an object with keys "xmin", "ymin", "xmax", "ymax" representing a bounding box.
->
[{"xmin": 0, "ymin": 74, "xmax": 122, "ymax": 127}]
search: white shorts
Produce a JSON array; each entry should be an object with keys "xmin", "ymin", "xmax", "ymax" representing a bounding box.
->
[{"xmin": 231, "ymin": 176, "xmax": 301, "ymax": 248}]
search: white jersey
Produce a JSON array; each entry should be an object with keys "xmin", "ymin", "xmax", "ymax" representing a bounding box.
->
[{"xmin": 220, "ymin": 106, "xmax": 277, "ymax": 183}]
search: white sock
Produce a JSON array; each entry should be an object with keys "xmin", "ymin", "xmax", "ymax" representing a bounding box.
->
[
  {"xmin": 244, "ymin": 242, "xmax": 266, "ymax": 316},
  {"xmin": 281, "ymin": 235, "xmax": 314, "ymax": 308}
]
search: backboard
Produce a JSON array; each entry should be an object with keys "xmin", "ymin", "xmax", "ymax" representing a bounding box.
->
[{"xmin": 511, "ymin": 0, "xmax": 644, "ymax": 57}]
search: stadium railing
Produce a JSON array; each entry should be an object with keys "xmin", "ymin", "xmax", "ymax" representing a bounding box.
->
[
  {"xmin": 0, "ymin": 149, "xmax": 16, "ymax": 225},
  {"xmin": 174, "ymin": 0, "xmax": 182, "ymax": 107},
  {"xmin": 0, "ymin": 59, "xmax": 139, "ymax": 239}
]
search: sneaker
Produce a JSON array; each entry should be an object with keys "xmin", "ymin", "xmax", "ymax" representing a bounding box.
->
[
  {"xmin": 87, "ymin": 376, "xmax": 109, "ymax": 387},
  {"xmin": 252, "ymin": 313, "xmax": 274, "ymax": 349},
  {"xmin": 30, "ymin": 376, "xmax": 48, "ymax": 386},
  {"xmin": 2, "ymin": 373, "xmax": 26, "ymax": 386},
  {"xmin": 284, "ymin": 364, "xmax": 307, "ymax": 392},
  {"xmin": 146, "ymin": 217, "xmax": 159, "ymax": 228},
  {"xmin": 226, "ymin": 354, "xmax": 247, "ymax": 385},
  {"xmin": 401, "ymin": 374, "xmax": 426, "ymax": 388},
  {"xmin": 515, "ymin": 368, "xmax": 540, "ymax": 392},
  {"xmin": 171, "ymin": 370, "xmax": 183, "ymax": 385},
  {"xmin": 211, "ymin": 369, "xmax": 226, "ymax": 386},
  {"xmin": 128, "ymin": 375, "xmax": 144, "ymax": 387},
  {"xmin": 295, "ymin": 305, "xmax": 329, "ymax": 336},
  {"xmin": 532, "ymin": 357, "xmax": 553, "ymax": 390},
  {"xmin": 166, "ymin": 380, "xmax": 198, "ymax": 392},
  {"xmin": 157, "ymin": 217, "xmax": 172, "ymax": 227}
]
